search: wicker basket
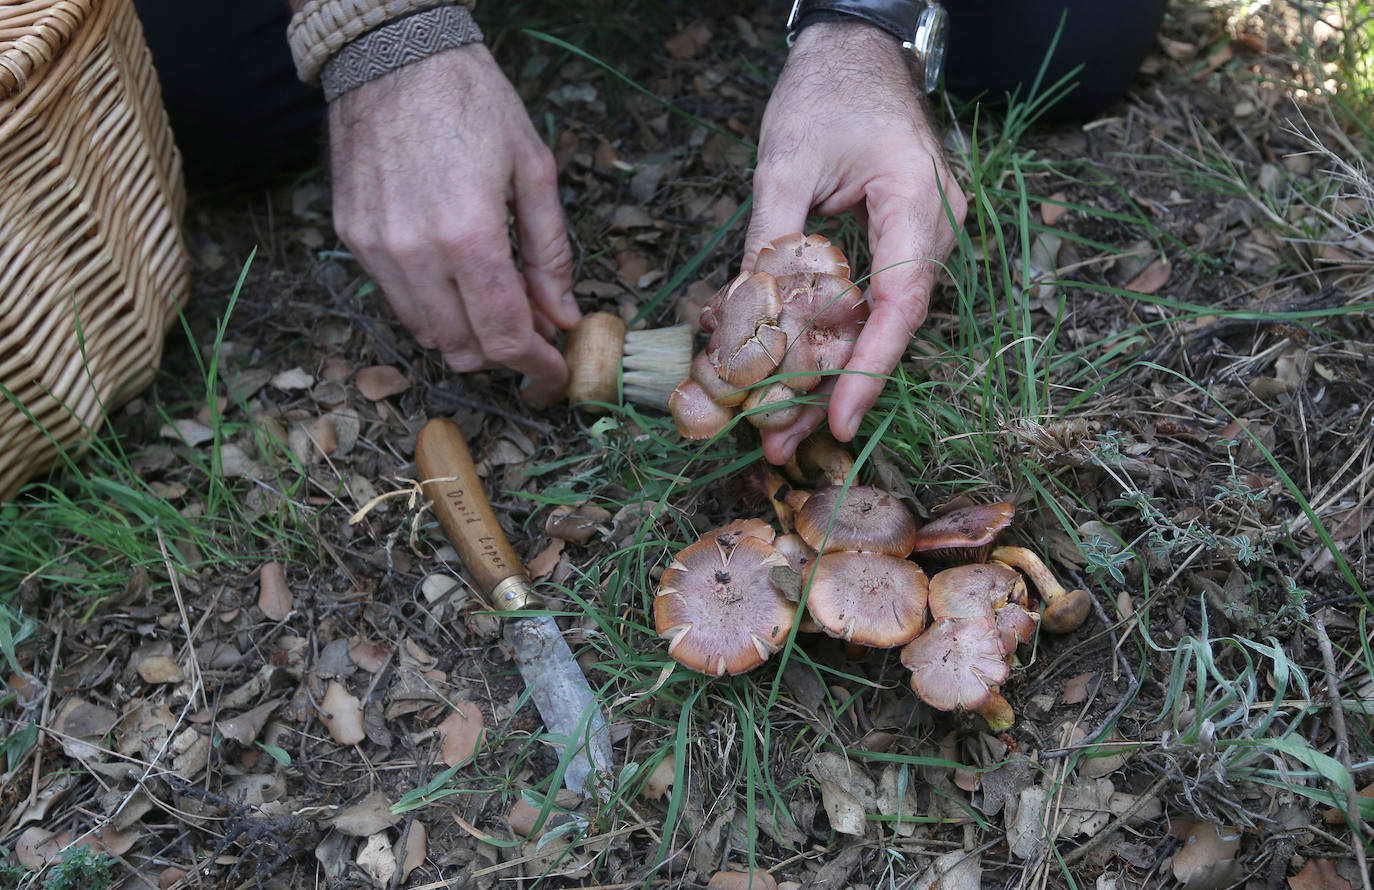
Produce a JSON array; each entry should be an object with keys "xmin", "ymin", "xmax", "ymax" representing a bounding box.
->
[{"xmin": 0, "ymin": 0, "xmax": 188, "ymax": 499}]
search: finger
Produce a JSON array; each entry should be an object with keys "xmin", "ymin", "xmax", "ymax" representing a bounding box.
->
[
  {"xmin": 452, "ymin": 215, "xmax": 571, "ymax": 396},
  {"xmin": 365, "ymin": 247, "xmax": 486, "ymax": 371},
  {"xmin": 513, "ymin": 148, "xmax": 580, "ymax": 330},
  {"xmin": 743, "ymin": 172, "xmax": 814, "ymax": 274},
  {"xmin": 828, "ymin": 189, "xmax": 942, "ymax": 440},
  {"xmin": 531, "ymin": 305, "xmax": 557, "ymax": 341},
  {"xmin": 759, "ymin": 401, "xmax": 828, "ymax": 465}
]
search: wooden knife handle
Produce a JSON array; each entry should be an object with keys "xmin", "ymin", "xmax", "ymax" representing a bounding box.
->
[{"xmin": 415, "ymin": 418, "xmax": 534, "ymax": 608}]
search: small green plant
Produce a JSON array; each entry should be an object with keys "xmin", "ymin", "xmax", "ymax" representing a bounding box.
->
[{"xmin": 40, "ymin": 846, "xmax": 114, "ymax": 890}]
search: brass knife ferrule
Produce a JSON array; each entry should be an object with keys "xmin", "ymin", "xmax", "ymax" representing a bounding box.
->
[{"xmin": 491, "ymin": 574, "xmax": 545, "ymax": 612}]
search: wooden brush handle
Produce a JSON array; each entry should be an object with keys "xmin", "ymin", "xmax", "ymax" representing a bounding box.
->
[
  {"xmin": 415, "ymin": 418, "xmax": 532, "ymax": 607},
  {"xmin": 563, "ymin": 311, "xmax": 626, "ymax": 409}
]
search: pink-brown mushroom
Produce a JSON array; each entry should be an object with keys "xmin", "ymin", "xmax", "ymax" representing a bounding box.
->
[
  {"xmin": 774, "ymin": 272, "xmax": 868, "ymax": 392},
  {"xmin": 910, "ymin": 502, "xmax": 1016, "ymax": 565},
  {"xmin": 691, "ymin": 350, "xmax": 748, "ymax": 407},
  {"xmin": 754, "ymin": 233, "xmax": 851, "ymax": 279},
  {"xmin": 804, "ymin": 551, "xmax": 929, "ymax": 648},
  {"xmin": 991, "ymin": 545, "xmax": 1092, "ymax": 634},
  {"xmin": 655, "ymin": 530, "xmax": 796, "ymax": 677},
  {"xmin": 742, "ymin": 382, "xmax": 806, "ymax": 431},
  {"xmin": 901, "ymin": 615, "xmax": 1014, "ymax": 729},
  {"xmin": 794, "ymin": 485, "xmax": 918, "ymax": 557},
  {"xmin": 928, "ymin": 563, "xmax": 1039, "ymax": 657},
  {"xmin": 668, "ymin": 379, "xmax": 736, "ymax": 440},
  {"xmin": 705, "ymin": 272, "xmax": 787, "ymax": 387}
]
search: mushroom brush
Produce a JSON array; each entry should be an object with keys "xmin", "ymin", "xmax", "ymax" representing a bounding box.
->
[{"xmin": 563, "ymin": 312, "xmax": 695, "ymax": 413}]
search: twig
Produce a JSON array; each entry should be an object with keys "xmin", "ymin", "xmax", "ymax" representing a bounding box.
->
[
  {"xmin": 156, "ymin": 520, "xmax": 206, "ymax": 713},
  {"xmin": 1059, "ymin": 772, "xmax": 1172, "ymax": 868},
  {"xmin": 26, "ymin": 625, "xmax": 62, "ymax": 812},
  {"xmin": 1312, "ymin": 611, "xmax": 1373, "ymax": 890}
]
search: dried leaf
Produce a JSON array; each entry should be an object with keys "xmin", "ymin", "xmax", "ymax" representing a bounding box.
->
[
  {"xmin": 86, "ymin": 824, "xmax": 138, "ymax": 857},
  {"xmin": 818, "ymin": 779, "xmax": 867, "ymax": 836},
  {"xmin": 1288, "ymin": 858, "xmax": 1351, "ymax": 890},
  {"xmin": 136, "ymin": 655, "xmax": 185, "ymax": 685},
  {"xmin": 1005, "ymin": 787, "xmax": 1050, "ymax": 859},
  {"xmin": 160, "ymin": 418, "xmax": 214, "ymax": 446},
  {"xmin": 438, "ymin": 701, "xmax": 485, "ymax": 766},
  {"xmin": 1124, "ymin": 258, "xmax": 1171, "ymax": 294},
  {"xmin": 307, "ymin": 415, "xmax": 338, "ymax": 456},
  {"xmin": 912, "ymin": 850, "xmax": 982, "ymax": 890},
  {"xmin": 320, "ymin": 680, "xmax": 366, "ymax": 746},
  {"xmin": 1040, "ymin": 192, "xmax": 1068, "ymax": 226},
  {"xmin": 356, "ymin": 365, "xmax": 410, "ymax": 401},
  {"xmin": 665, "ymin": 22, "xmax": 712, "ymax": 59},
  {"xmin": 271, "ymin": 367, "xmax": 315, "ymax": 390},
  {"xmin": 357, "ymin": 830, "xmax": 397, "ymax": 885},
  {"xmin": 15, "ymin": 826, "xmax": 61, "ymax": 869},
  {"xmin": 52, "ymin": 698, "xmax": 118, "ymax": 761},
  {"xmin": 1172, "ymin": 822, "xmax": 1242, "ymax": 888},
  {"xmin": 1061, "ymin": 672, "xmax": 1096, "ymax": 705},
  {"xmin": 257, "ymin": 561, "xmax": 293, "ymax": 621},
  {"xmin": 347, "ymin": 636, "xmax": 392, "ymax": 673},
  {"xmin": 641, "ymin": 755, "xmax": 676, "ymax": 801},
  {"xmin": 395, "ymin": 820, "xmax": 428, "ymax": 883},
  {"xmin": 708, "ymin": 871, "xmax": 777, "ymax": 890},
  {"xmin": 545, "ymin": 503, "xmax": 612, "ymax": 545},
  {"xmin": 527, "ymin": 538, "xmax": 565, "ymax": 581},
  {"xmin": 218, "ymin": 697, "xmax": 284, "ymax": 746},
  {"xmin": 333, "ymin": 790, "xmax": 400, "ymax": 836}
]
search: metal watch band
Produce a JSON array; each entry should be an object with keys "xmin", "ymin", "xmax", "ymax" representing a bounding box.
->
[
  {"xmin": 787, "ymin": 0, "xmax": 948, "ymax": 92},
  {"xmin": 320, "ymin": 4, "xmax": 484, "ymax": 102}
]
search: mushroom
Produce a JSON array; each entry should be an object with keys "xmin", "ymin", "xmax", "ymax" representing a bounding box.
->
[
  {"xmin": 901, "ymin": 615, "xmax": 1014, "ymax": 729},
  {"xmin": 804, "ymin": 551, "xmax": 929, "ymax": 648},
  {"xmin": 742, "ymin": 381, "xmax": 806, "ymax": 431},
  {"xmin": 786, "ymin": 430, "xmax": 855, "ymax": 487},
  {"xmin": 774, "ymin": 272, "xmax": 868, "ymax": 392},
  {"xmin": 668, "ymin": 379, "xmax": 736, "ymax": 440},
  {"xmin": 909, "ymin": 502, "xmax": 1016, "ymax": 565},
  {"xmin": 754, "ymin": 233, "xmax": 851, "ymax": 279},
  {"xmin": 990, "ymin": 545, "xmax": 1092, "ymax": 634},
  {"xmin": 655, "ymin": 529, "xmax": 796, "ymax": 676},
  {"xmin": 690, "ymin": 350, "xmax": 748, "ymax": 408},
  {"xmin": 794, "ymin": 485, "xmax": 918, "ymax": 557},
  {"xmin": 705, "ymin": 271, "xmax": 787, "ymax": 387},
  {"xmin": 698, "ymin": 271, "xmax": 750, "ymax": 335},
  {"xmin": 928, "ymin": 563, "xmax": 1039, "ymax": 657}
]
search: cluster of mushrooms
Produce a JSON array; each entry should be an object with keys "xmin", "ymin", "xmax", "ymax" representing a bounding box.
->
[
  {"xmin": 653, "ymin": 455, "xmax": 1091, "ymax": 730},
  {"xmin": 669, "ymin": 233, "xmax": 868, "ymax": 437}
]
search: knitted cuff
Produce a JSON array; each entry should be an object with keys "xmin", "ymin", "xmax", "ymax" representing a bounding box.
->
[
  {"xmin": 287, "ymin": 0, "xmax": 475, "ymax": 85},
  {"xmin": 320, "ymin": 5, "xmax": 484, "ymax": 101}
]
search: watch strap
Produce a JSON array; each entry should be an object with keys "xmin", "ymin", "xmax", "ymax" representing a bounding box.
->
[{"xmin": 788, "ymin": 0, "xmax": 927, "ymax": 46}]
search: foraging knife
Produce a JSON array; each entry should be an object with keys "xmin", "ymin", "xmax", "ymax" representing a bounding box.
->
[{"xmin": 415, "ymin": 418, "xmax": 614, "ymax": 801}]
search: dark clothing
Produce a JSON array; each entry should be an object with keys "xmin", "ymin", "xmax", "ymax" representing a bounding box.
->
[{"xmin": 132, "ymin": 1, "xmax": 1167, "ymax": 184}]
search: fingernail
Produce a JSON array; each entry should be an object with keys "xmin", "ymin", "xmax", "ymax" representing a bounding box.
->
[{"xmin": 837, "ymin": 410, "xmax": 863, "ymax": 441}]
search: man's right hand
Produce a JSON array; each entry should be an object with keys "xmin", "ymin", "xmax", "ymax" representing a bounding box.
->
[{"xmin": 328, "ymin": 45, "xmax": 581, "ymax": 406}]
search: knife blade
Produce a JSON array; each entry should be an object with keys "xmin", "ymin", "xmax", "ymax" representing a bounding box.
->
[{"xmin": 415, "ymin": 418, "xmax": 614, "ymax": 801}]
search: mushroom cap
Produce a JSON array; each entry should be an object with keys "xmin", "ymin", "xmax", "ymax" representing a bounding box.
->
[
  {"xmin": 701, "ymin": 517, "xmax": 776, "ymax": 549},
  {"xmin": 754, "ymin": 233, "xmax": 851, "ymax": 279},
  {"xmin": 994, "ymin": 601, "xmax": 1040, "ymax": 654},
  {"xmin": 927, "ymin": 563, "xmax": 1027, "ymax": 621},
  {"xmin": 655, "ymin": 534, "xmax": 796, "ymax": 677},
  {"xmin": 795, "ymin": 485, "xmax": 919, "ymax": 557},
  {"xmin": 669, "ymin": 378, "xmax": 736, "ymax": 439},
  {"xmin": 1040, "ymin": 587, "xmax": 1092, "ymax": 634},
  {"xmin": 742, "ymin": 382, "xmax": 806, "ymax": 431},
  {"xmin": 804, "ymin": 551, "xmax": 929, "ymax": 647},
  {"xmin": 698, "ymin": 271, "xmax": 749, "ymax": 335},
  {"xmin": 774, "ymin": 533, "xmax": 815, "ymax": 574},
  {"xmin": 706, "ymin": 271, "xmax": 786, "ymax": 387},
  {"xmin": 786, "ymin": 431, "xmax": 856, "ymax": 487},
  {"xmin": 774, "ymin": 273, "xmax": 868, "ymax": 392},
  {"xmin": 691, "ymin": 350, "xmax": 748, "ymax": 407},
  {"xmin": 901, "ymin": 616, "xmax": 1011, "ymax": 712},
  {"xmin": 910, "ymin": 502, "xmax": 1016, "ymax": 564}
]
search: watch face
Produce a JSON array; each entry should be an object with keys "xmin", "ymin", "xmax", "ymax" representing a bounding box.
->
[{"xmin": 915, "ymin": 4, "xmax": 949, "ymax": 91}]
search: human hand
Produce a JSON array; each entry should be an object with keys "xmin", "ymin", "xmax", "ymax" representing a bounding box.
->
[
  {"xmin": 745, "ymin": 21, "xmax": 966, "ymax": 463},
  {"xmin": 328, "ymin": 45, "xmax": 580, "ymax": 406}
]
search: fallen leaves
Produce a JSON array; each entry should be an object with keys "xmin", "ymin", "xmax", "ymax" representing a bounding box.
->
[
  {"xmin": 1123, "ymin": 257, "xmax": 1172, "ymax": 294},
  {"xmin": 437, "ymin": 701, "xmax": 485, "ymax": 767},
  {"xmin": 354, "ymin": 364, "xmax": 410, "ymax": 401},
  {"xmin": 257, "ymin": 561, "xmax": 293, "ymax": 621},
  {"xmin": 320, "ymin": 680, "xmax": 365, "ymax": 746},
  {"xmin": 1171, "ymin": 821, "xmax": 1242, "ymax": 889}
]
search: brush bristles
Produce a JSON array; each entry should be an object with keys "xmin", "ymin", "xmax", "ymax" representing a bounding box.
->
[{"xmin": 622, "ymin": 324, "xmax": 694, "ymax": 407}]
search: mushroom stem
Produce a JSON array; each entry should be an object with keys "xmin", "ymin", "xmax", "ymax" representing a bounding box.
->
[
  {"xmin": 786, "ymin": 431, "xmax": 855, "ymax": 487},
  {"xmin": 973, "ymin": 690, "xmax": 1015, "ymax": 731},
  {"xmin": 990, "ymin": 545, "xmax": 1092, "ymax": 634}
]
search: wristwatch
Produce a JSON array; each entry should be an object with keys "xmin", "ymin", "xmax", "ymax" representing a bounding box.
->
[{"xmin": 786, "ymin": 0, "xmax": 949, "ymax": 93}]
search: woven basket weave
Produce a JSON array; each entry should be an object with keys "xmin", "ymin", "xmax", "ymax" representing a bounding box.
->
[{"xmin": 0, "ymin": 0, "xmax": 188, "ymax": 499}]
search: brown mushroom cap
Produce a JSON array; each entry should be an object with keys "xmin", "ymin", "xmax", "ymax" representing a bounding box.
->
[
  {"xmin": 774, "ymin": 272, "xmax": 868, "ymax": 392},
  {"xmin": 804, "ymin": 551, "xmax": 929, "ymax": 648},
  {"xmin": 655, "ymin": 534, "xmax": 796, "ymax": 677},
  {"xmin": 910, "ymin": 502, "xmax": 1016, "ymax": 564},
  {"xmin": 774, "ymin": 533, "xmax": 815, "ymax": 574},
  {"xmin": 742, "ymin": 382, "xmax": 806, "ymax": 431},
  {"xmin": 699, "ymin": 271, "xmax": 749, "ymax": 335},
  {"xmin": 691, "ymin": 350, "xmax": 748, "ymax": 407},
  {"xmin": 927, "ymin": 563, "xmax": 1027, "ymax": 621},
  {"xmin": 669, "ymin": 378, "xmax": 736, "ymax": 440},
  {"xmin": 754, "ymin": 233, "xmax": 851, "ymax": 279},
  {"xmin": 701, "ymin": 517, "xmax": 776, "ymax": 549},
  {"xmin": 795, "ymin": 485, "xmax": 919, "ymax": 557},
  {"xmin": 706, "ymin": 271, "xmax": 787, "ymax": 387},
  {"xmin": 786, "ymin": 431, "xmax": 856, "ymax": 487},
  {"xmin": 994, "ymin": 602, "xmax": 1040, "ymax": 654},
  {"xmin": 901, "ymin": 616, "xmax": 1010, "ymax": 712}
]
